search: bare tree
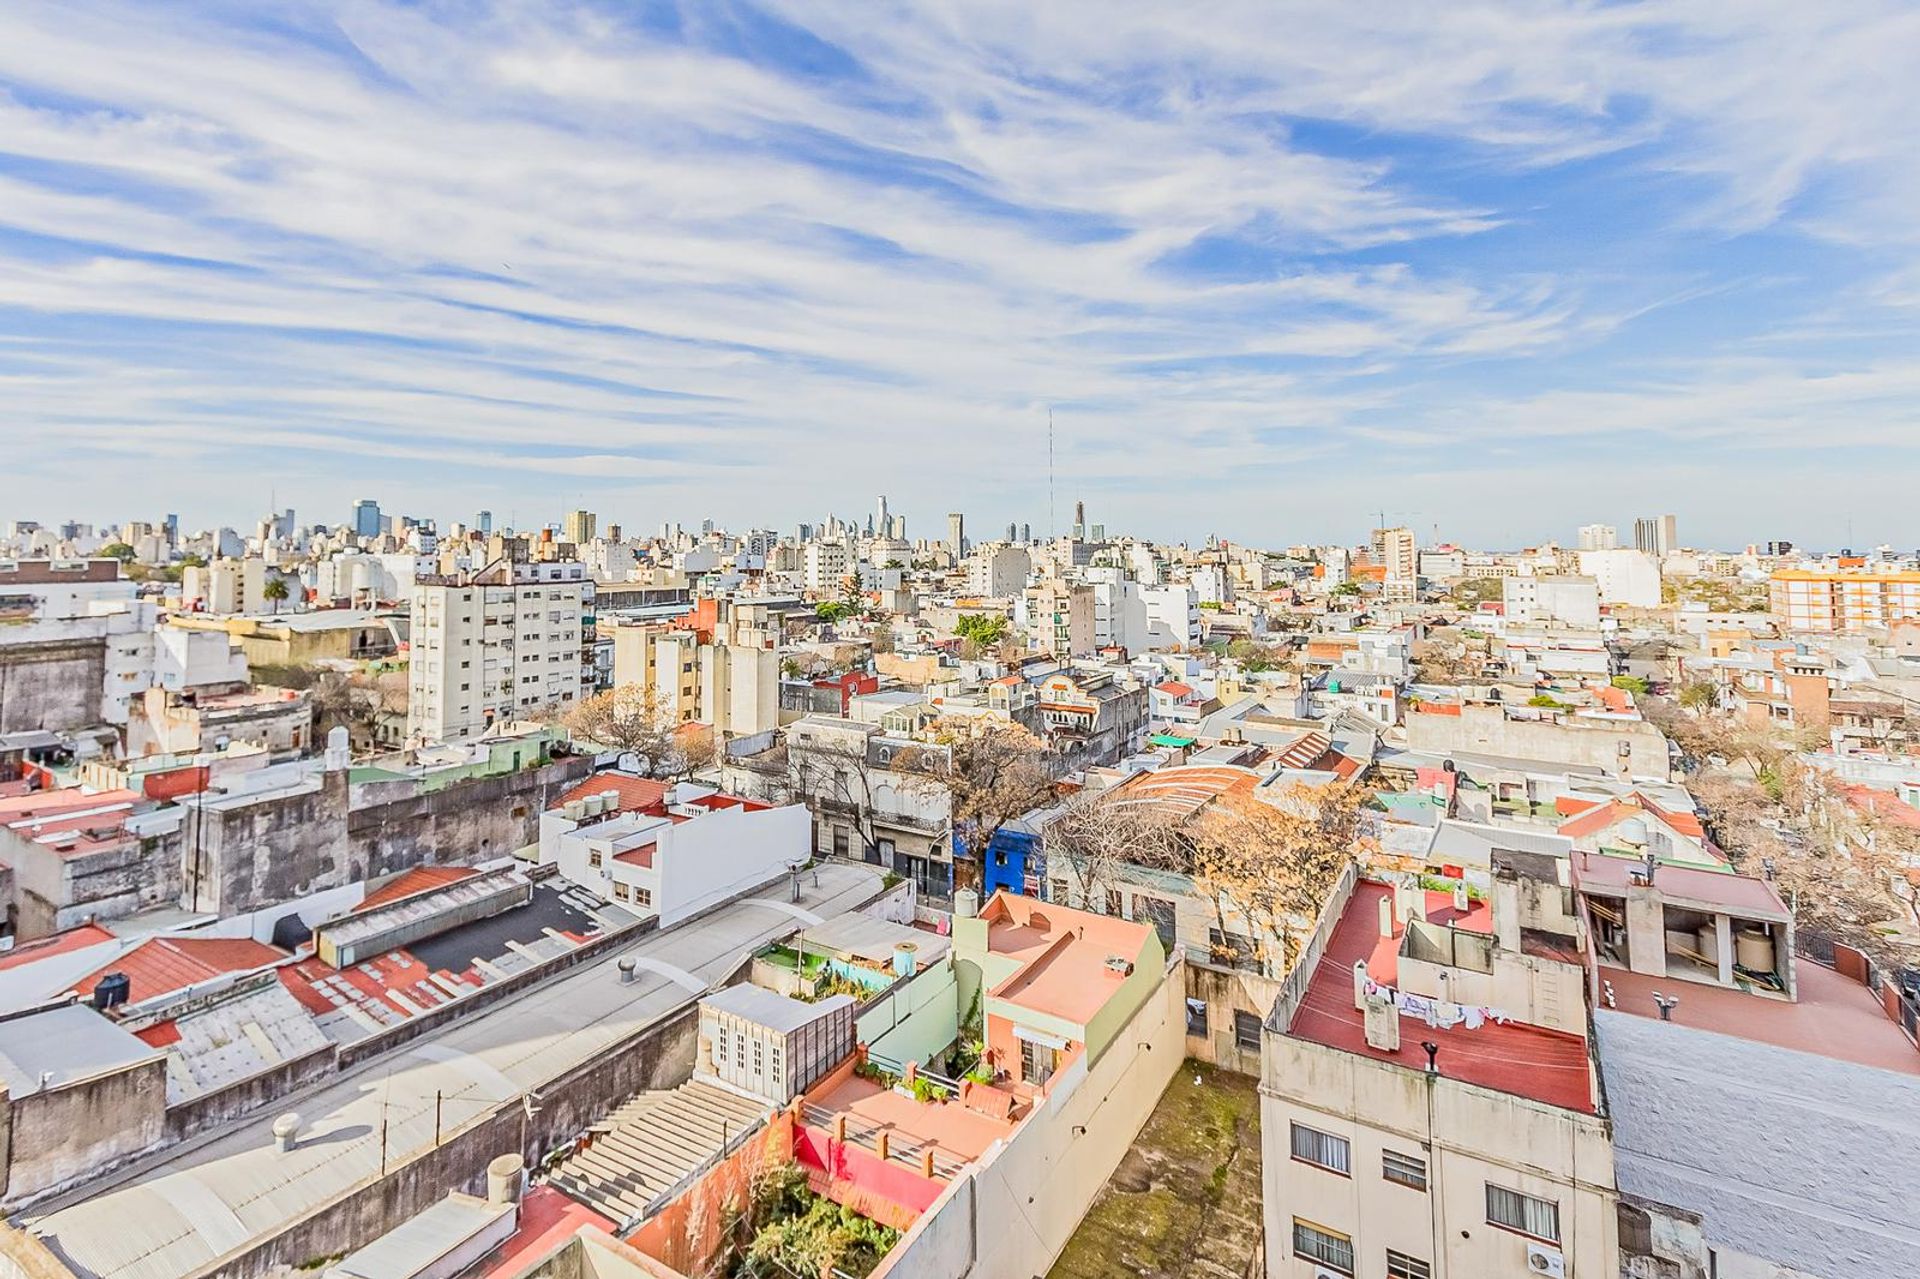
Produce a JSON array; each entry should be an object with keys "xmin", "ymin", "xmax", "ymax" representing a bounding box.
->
[
  {"xmin": 564, "ymin": 686, "xmax": 712, "ymax": 779},
  {"xmin": 900, "ymin": 721, "xmax": 1058, "ymax": 893},
  {"xmin": 791, "ymin": 731, "xmax": 944, "ymax": 865},
  {"xmin": 1039, "ymin": 792, "xmax": 1186, "ymax": 911}
]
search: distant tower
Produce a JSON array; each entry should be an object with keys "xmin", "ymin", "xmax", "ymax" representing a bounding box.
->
[
  {"xmin": 1020, "ymin": 523, "xmax": 1031, "ymax": 544},
  {"xmin": 475, "ymin": 509, "xmax": 492, "ymax": 534},
  {"xmin": 1072, "ymin": 500, "xmax": 1087, "ymax": 540},
  {"xmin": 947, "ymin": 513, "xmax": 966, "ymax": 557}
]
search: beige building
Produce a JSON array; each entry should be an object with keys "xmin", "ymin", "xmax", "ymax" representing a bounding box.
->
[
  {"xmin": 1769, "ymin": 566, "xmax": 1920, "ymax": 633},
  {"xmin": 181, "ymin": 557, "xmax": 267, "ymax": 615},
  {"xmin": 1263, "ymin": 867, "xmax": 1616, "ymax": 1279},
  {"xmin": 562, "ymin": 508, "xmax": 597, "ymax": 545},
  {"xmin": 1023, "ymin": 576, "xmax": 1096, "ymax": 657},
  {"xmin": 407, "ymin": 559, "xmax": 590, "ymax": 743},
  {"xmin": 607, "ymin": 598, "xmax": 780, "ymax": 738}
]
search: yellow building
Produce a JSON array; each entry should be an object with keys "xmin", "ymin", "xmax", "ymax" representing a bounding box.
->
[{"xmin": 1770, "ymin": 567, "xmax": 1920, "ymax": 633}]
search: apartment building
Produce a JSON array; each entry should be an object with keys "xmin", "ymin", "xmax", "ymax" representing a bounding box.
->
[
  {"xmin": 802, "ymin": 539, "xmax": 850, "ymax": 593},
  {"xmin": 1263, "ymin": 867, "xmax": 1615, "ymax": 1279},
  {"xmin": 608, "ymin": 597, "xmax": 780, "ymax": 738},
  {"xmin": 406, "ymin": 558, "xmax": 590, "ymax": 743},
  {"xmin": 966, "ymin": 544, "xmax": 1031, "ymax": 598},
  {"xmin": 1770, "ymin": 566, "xmax": 1920, "ymax": 633},
  {"xmin": 1023, "ymin": 576, "xmax": 1096, "ymax": 658}
]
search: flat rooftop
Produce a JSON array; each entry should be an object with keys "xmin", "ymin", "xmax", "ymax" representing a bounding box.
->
[
  {"xmin": 984, "ymin": 894, "xmax": 1154, "ymax": 1027},
  {"xmin": 1287, "ymin": 881, "xmax": 1596, "ymax": 1113},
  {"xmin": 23, "ymin": 864, "xmax": 885, "ymax": 1279},
  {"xmin": 1600, "ymin": 960, "xmax": 1920, "ymax": 1075},
  {"xmin": 806, "ymin": 1071, "xmax": 1013, "ymax": 1174}
]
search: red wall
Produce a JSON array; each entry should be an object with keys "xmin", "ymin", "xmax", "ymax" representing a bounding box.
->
[{"xmin": 794, "ymin": 1123, "xmax": 943, "ymax": 1230}]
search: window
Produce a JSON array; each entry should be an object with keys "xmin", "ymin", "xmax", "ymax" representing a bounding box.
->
[
  {"xmin": 1486, "ymin": 1185, "xmax": 1561, "ymax": 1243},
  {"xmin": 1019, "ymin": 1037, "xmax": 1056, "ymax": 1086},
  {"xmin": 632, "ymin": 886, "xmax": 652, "ymax": 908},
  {"xmin": 1049, "ymin": 879, "xmax": 1070, "ymax": 903},
  {"xmin": 1386, "ymin": 1250, "xmax": 1430, "ymax": 1279},
  {"xmin": 753, "ymin": 1040, "xmax": 763, "ymax": 1073},
  {"xmin": 1383, "ymin": 1149, "xmax": 1428, "ymax": 1191},
  {"xmin": 832, "ymin": 827, "xmax": 851, "ymax": 858},
  {"xmin": 1289, "ymin": 1124, "xmax": 1350, "ymax": 1175},
  {"xmin": 1290, "ymin": 1221, "xmax": 1352, "ymax": 1276},
  {"xmin": 612, "ymin": 882, "xmax": 630, "ymax": 901},
  {"xmin": 588, "ymin": 850, "xmax": 603, "ymax": 869},
  {"xmin": 1185, "ymin": 998, "xmax": 1209, "ymax": 1037},
  {"xmin": 1208, "ymin": 927, "xmax": 1259, "ymax": 972},
  {"xmin": 1234, "ymin": 1010, "xmax": 1263, "ymax": 1052}
]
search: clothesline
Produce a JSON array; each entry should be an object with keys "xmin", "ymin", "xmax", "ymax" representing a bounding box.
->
[{"xmin": 1364, "ymin": 976, "xmax": 1511, "ymax": 1031}]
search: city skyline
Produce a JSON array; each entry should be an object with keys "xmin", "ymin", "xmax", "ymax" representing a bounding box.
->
[{"xmin": 2, "ymin": 4, "xmax": 1919, "ymax": 547}]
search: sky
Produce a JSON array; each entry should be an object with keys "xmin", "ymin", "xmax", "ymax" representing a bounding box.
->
[{"xmin": 2, "ymin": 1, "xmax": 1919, "ymax": 551}]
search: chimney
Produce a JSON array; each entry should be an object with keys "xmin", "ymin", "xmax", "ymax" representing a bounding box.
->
[
  {"xmin": 487, "ymin": 1153, "xmax": 526, "ymax": 1205},
  {"xmin": 1451, "ymin": 883, "xmax": 1469, "ymax": 915},
  {"xmin": 1363, "ymin": 992, "xmax": 1400, "ymax": 1051},
  {"xmin": 1352, "ymin": 959, "xmax": 1371, "ymax": 1012},
  {"xmin": 1378, "ymin": 894, "xmax": 1394, "ymax": 939},
  {"xmin": 272, "ymin": 1113, "xmax": 301, "ymax": 1153},
  {"xmin": 1492, "ymin": 870, "xmax": 1522, "ymax": 954}
]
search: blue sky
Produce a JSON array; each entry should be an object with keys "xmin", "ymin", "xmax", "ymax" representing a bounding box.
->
[{"xmin": 2, "ymin": 1, "xmax": 1918, "ymax": 549}]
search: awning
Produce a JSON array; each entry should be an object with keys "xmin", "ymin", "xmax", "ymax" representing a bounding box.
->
[
  {"xmin": 1149, "ymin": 733, "xmax": 1197, "ymax": 748},
  {"xmin": 1011, "ymin": 1024, "xmax": 1070, "ymax": 1051}
]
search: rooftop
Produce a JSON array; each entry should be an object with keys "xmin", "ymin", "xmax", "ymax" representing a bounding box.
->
[
  {"xmin": 1599, "ymin": 960, "xmax": 1920, "ymax": 1075},
  {"xmin": 982, "ymin": 892, "xmax": 1155, "ymax": 1027},
  {"xmin": 1571, "ymin": 851, "xmax": 1789, "ymax": 921},
  {"xmin": 0, "ymin": 1003, "xmax": 161, "ymax": 1098},
  {"xmin": 1285, "ymin": 881, "xmax": 1596, "ymax": 1113},
  {"xmin": 74, "ymin": 936, "xmax": 286, "ymax": 1005}
]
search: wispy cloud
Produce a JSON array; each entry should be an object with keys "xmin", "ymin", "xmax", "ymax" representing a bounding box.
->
[{"xmin": 0, "ymin": 1, "xmax": 1915, "ymax": 544}]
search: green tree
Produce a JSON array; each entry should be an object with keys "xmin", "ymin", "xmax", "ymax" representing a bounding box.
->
[
  {"xmin": 262, "ymin": 577, "xmax": 291, "ymax": 614},
  {"xmin": 1610, "ymin": 675, "xmax": 1650, "ymax": 696},
  {"xmin": 815, "ymin": 601, "xmax": 851, "ymax": 624},
  {"xmin": 1678, "ymin": 681, "xmax": 1718, "ymax": 711},
  {"xmin": 100, "ymin": 542, "xmax": 137, "ymax": 563}
]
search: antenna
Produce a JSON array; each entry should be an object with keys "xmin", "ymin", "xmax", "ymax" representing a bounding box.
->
[{"xmin": 1048, "ymin": 407, "xmax": 1056, "ymax": 541}]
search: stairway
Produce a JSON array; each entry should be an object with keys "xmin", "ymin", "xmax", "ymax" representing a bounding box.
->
[{"xmin": 547, "ymin": 1080, "xmax": 773, "ymax": 1227}]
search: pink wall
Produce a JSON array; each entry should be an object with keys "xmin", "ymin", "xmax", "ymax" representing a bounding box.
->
[{"xmin": 794, "ymin": 1123, "xmax": 943, "ymax": 1230}]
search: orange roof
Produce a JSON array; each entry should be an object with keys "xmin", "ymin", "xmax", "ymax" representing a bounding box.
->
[
  {"xmin": 551, "ymin": 773, "xmax": 670, "ymax": 815},
  {"xmin": 0, "ymin": 788, "xmax": 140, "ymax": 823},
  {"xmin": 1835, "ymin": 782, "xmax": 1920, "ymax": 831},
  {"xmin": 357, "ymin": 865, "xmax": 480, "ymax": 912},
  {"xmin": 981, "ymin": 891, "xmax": 1155, "ymax": 1027},
  {"xmin": 1109, "ymin": 764, "xmax": 1261, "ymax": 817},
  {"xmin": 613, "ymin": 842, "xmax": 656, "ymax": 868},
  {"xmin": 0, "ymin": 923, "xmax": 118, "ymax": 972},
  {"xmin": 1155, "ymin": 681, "xmax": 1194, "ymax": 697},
  {"xmin": 76, "ymin": 936, "xmax": 286, "ymax": 1004}
]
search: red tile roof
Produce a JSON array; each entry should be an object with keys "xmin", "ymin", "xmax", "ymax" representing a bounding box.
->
[
  {"xmin": 1288, "ymin": 882, "xmax": 1595, "ymax": 1113},
  {"xmin": 0, "ymin": 788, "xmax": 141, "ymax": 822},
  {"xmin": 0, "ymin": 923, "xmax": 118, "ymax": 972},
  {"xmin": 1155, "ymin": 681, "xmax": 1193, "ymax": 697},
  {"xmin": 76, "ymin": 936, "xmax": 286, "ymax": 1004},
  {"xmin": 356, "ymin": 865, "xmax": 480, "ymax": 912},
  {"xmin": 551, "ymin": 773, "xmax": 670, "ymax": 816},
  {"xmin": 613, "ymin": 842, "xmax": 656, "ymax": 869}
]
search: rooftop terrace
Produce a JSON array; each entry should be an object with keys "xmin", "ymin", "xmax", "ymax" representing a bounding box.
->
[{"xmin": 1285, "ymin": 881, "xmax": 1596, "ymax": 1113}]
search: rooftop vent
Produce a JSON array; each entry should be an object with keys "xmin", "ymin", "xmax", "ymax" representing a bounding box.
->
[{"xmin": 1103, "ymin": 956, "xmax": 1134, "ymax": 977}]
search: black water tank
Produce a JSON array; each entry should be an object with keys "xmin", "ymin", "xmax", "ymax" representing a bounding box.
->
[{"xmin": 93, "ymin": 971, "xmax": 131, "ymax": 1010}]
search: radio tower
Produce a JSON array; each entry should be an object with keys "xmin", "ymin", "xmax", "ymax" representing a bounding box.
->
[{"xmin": 1048, "ymin": 407, "xmax": 1056, "ymax": 540}]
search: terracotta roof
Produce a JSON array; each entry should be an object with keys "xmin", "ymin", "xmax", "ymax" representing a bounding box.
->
[
  {"xmin": 551, "ymin": 773, "xmax": 670, "ymax": 815},
  {"xmin": 0, "ymin": 923, "xmax": 118, "ymax": 972},
  {"xmin": 1288, "ymin": 881, "xmax": 1595, "ymax": 1112},
  {"xmin": 613, "ymin": 842, "xmax": 656, "ymax": 869},
  {"xmin": 0, "ymin": 788, "xmax": 140, "ymax": 823},
  {"xmin": 1155, "ymin": 681, "xmax": 1193, "ymax": 697},
  {"xmin": 1834, "ymin": 783, "xmax": 1920, "ymax": 831},
  {"xmin": 357, "ymin": 865, "xmax": 480, "ymax": 912},
  {"xmin": 75, "ymin": 936, "xmax": 286, "ymax": 1004}
]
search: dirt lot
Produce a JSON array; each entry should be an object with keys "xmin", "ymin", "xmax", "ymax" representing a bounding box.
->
[{"xmin": 1048, "ymin": 1060, "xmax": 1263, "ymax": 1279}]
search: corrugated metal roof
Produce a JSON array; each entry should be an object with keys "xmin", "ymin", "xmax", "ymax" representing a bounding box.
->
[
  {"xmin": 0, "ymin": 1003, "xmax": 161, "ymax": 1097},
  {"xmin": 327, "ymin": 1192, "xmax": 514, "ymax": 1279}
]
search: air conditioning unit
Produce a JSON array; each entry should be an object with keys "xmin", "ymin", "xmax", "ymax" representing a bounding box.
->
[
  {"xmin": 1313, "ymin": 1270, "xmax": 1346, "ymax": 1279},
  {"xmin": 1526, "ymin": 1244, "xmax": 1566, "ymax": 1278}
]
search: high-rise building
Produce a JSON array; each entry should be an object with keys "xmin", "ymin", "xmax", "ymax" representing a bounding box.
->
[
  {"xmin": 352, "ymin": 499, "xmax": 382, "ymax": 540},
  {"xmin": 947, "ymin": 512, "xmax": 967, "ymax": 557},
  {"xmin": 876, "ymin": 495, "xmax": 890, "ymax": 533},
  {"xmin": 1634, "ymin": 515, "xmax": 1678, "ymax": 557},
  {"xmin": 163, "ymin": 513, "xmax": 179, "ymax": 549},
  {"xmin": 407, "ymin": 559, "xmax": 590, "ymax": 743},
  {"xmin": 1577, "ymin": 523, "xmax": 1618, "ymax": 551},
  {"xmin": 563, "ymin": 509, "xmax": 597, "ymax": 545},
  {"xmin": 1020, "ymin": 523, "xmax": 1032, "ymax": 544},
  {"xmin": 1370, "ymin": 526, "xmax": 1417, "ymax": 582},
  {"xmin": 1071, "ymin": 500, "xmax": 1087, "ymax": 540}
]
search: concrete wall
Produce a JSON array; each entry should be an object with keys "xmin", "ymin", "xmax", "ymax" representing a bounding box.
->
[
  {"xmin": 347, "ymin": 757, "xmax": 589, "ymax": 880},
  {"xmin": 1261, "ymin": 1031, "xmax": 1616, "ymax": 1279},
  {"xmin": 1407, "ymin": 703, "xmax": 1671, "ymax": 779},
  {"xmin": 163, "ymin": 1043, "xmax": 338, "ymax": 1143},
  {"xmin": 0, "ymin": 638, "xmax": 105, "ymax": 734},
  {"xmin": 873, "ymin": 958, "xmax": 1186, "ymax": 1278},
  {"xmin": 2, "ymin": 1058, "xmax": 168, "ymax": 1205},
  {"xmin": 861, "ymin": 962, "xmax": 959, "ymax": 1069},
  {"xmin": 188, "ymin": 999, "xmax": 703, "ymax": 1278}
]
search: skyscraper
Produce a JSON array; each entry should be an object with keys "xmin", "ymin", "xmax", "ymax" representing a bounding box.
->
[
  {"xmin": 563, "ymin": 509, "xmax": 597, "ymax": 544},
  {"xmin": 1633, "ymin": 515, "xmax": 1677, "ymax": 557},
  {"xmin": 352, "ymin": 498, "xmax": 381, "ymax": 539},
  {"xmin": 475, "ymin": 510, "xmax": 492, "ymax": 534},
  {"xmin": 947, "ymin": 512, "xmax": 966, "ymax": 556},
  {"xmin": 1577, "ymin": 523, "xmax": 1618, "ymax": 551}
]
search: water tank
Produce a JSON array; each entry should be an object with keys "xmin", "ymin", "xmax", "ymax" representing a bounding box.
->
[
  {"xmin": 1736, "ymin": 928, "xmax": 1776, "ymax": 973},
  {"xmin": 953, "ymin": 888, "xmax": 979, "ymax": 919},
  {"xmin": 892, "ymin": 942, "xmax": 918, "ymax": 977},
  {"xmin": 92, "ymin": 972, "xmax": 131, "ymax": 1010},
  {"xmin": 1617, "ymin": 817, "xmax": 1649, "ymax": 846},
  {"xmin": 565, "ymin": 800, "xmax": 586, "ymax": 820}
]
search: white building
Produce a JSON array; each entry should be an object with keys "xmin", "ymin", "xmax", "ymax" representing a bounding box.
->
[
  {"xmin": 182, "ymin": 557, "xmax": 268, "ymax": 615},
  {"xmin": 1503, "ymin": 575, "xmax": 1601, "ymax": 628},
  {"xmin": 1141, "ymin": 583, "xmax": 1201, "ymax": 650},
  {"xmin": 1577, "ymin": 523, "xmax": 1619, "ymax": 551},
  {"xmin": 803, "ymin": 540, "xmax": 850, "ymax": 593},
  {"xmin": 407, "ymin": 559, "xmax": 589, "ymax": 743},
  {"xmin": 1578, "ymin": 548, "xmax": 1662, "ymax": 609},
  {"xmin": 965, "ymin": 546, "xmax": 1031, "ymax": 599},
  {"xmin": 542, "ymin": 778, "xmax": 809, "ymax": 927}
]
